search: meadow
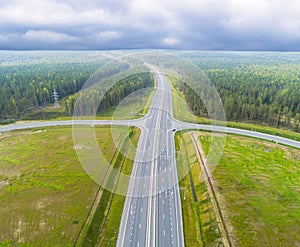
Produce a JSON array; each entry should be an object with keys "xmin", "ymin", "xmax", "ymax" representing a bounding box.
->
[
  {"xmin": 0, "ymin": 126, "xmax": 138, "ymax": 246},
  {"xmin": 199, "ymin": 132, "xmax": 300, "ymax": 246}
]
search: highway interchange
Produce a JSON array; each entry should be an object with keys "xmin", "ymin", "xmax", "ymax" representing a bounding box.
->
[{"xmin": 0, "ymin": 66, "xmax": 299, "ymax": 247}]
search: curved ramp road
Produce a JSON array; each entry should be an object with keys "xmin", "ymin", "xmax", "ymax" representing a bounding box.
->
[
  {"xmin": 0, "ymin": 119, "xmax": 139, "ymax": 132},
  {"xmin": 1, "ymin": 66, "xmax": 300, "ymax": 247},
  {"xmin": 176, "ymin": 121, "xmax": 300, "ymax": 149}
]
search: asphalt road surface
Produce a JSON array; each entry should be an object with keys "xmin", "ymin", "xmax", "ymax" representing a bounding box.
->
[{"xmin": 116, "ymin": 66, "xmax": 185, "ymax": 247}]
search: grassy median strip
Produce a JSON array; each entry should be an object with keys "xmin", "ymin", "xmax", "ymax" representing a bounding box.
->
[
  {"xmin": 78, "ymin": 127, "xmax": 140, "ymax": 247},
  {"xmin": 99, "ymin": 127, "xmax": 139, "ymax": 246},
  {"xmin": 175, "ymin": 131, "xmax": 223, "ymax": 247},
  {"xmin": 97, "ymin": 157, "xmax": 135, "ymax": 246}
]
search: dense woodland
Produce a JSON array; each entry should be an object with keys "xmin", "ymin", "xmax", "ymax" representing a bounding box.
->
[
  {"xmin": 181, "ymin": 52, "xmax": 300, "ymax": 132},
  {"xmin": 1, "ymin": 51, "xmax": 300, "ymax": 132},
  {"xmin": 66, "ymin": 71, "xmax": 153, "ymax": 116},
  {"xmin": 0, "ymin": 52, "xmax": 153, "ymax": 122},
  {"xmin": 0, "ymin": 62, "xmax": 100, "ymax": 122}
]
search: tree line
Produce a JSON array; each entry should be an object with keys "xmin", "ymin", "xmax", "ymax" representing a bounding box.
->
[
  {"xmin": 0, "ymin": 61, "xmax": 153, "ymax": 123},
  {"xmin": 0, "ymin": 63, "xmax": 100, "ymax": 122},
  {"xmin": 180, "ymin": 64, "xmax": 300, "ymax": 132},
  {"xmin": 65, "ymin": 71, "xmax": 154, "ymax": 116}
]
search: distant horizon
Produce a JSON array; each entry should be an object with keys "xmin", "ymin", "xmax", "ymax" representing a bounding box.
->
[{"xmin": 1, "ymin": 48, "xmax": 300, "ymax": 53}]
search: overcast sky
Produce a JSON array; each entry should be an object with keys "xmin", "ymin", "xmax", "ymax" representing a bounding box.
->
[{"xmin": 0, "ymin": 0, "xmax": 300, "ymax": 51}]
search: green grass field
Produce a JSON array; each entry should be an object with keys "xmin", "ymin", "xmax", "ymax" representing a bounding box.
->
[
  {"xmin": 0, "ymin": 126, "xmax": 137, "ymax": 246},
  {"xmin": 199, "ymin": 132, "xmax": 300, "ymax": 246}
]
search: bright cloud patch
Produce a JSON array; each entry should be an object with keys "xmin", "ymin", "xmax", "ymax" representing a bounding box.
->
[
  {"xmin": 24, "ymin": 30, "xmax": 77, "ymax": 43},
  {"xmin": 163, "ymin": 37, "xmax": 179, "ymax": 46}
]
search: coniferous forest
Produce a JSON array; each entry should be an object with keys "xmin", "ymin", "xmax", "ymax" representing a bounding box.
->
[
  {"xmin": 0, "ymin": 51, "xmax": 299, "ymax": 132},
  {"xmin": 0, "ymin": 51, "xmax": 153, "ymax": 123},
  {"xmin": 182, "ymin": 52, "xmax": 300, "ymax": 132}
]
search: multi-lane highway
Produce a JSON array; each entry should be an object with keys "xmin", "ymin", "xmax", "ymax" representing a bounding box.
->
[
  {"xmin": 1, "ymin": 65, "xmax": 300, "ymax": 247},
  {"xmin": 116, "ymin": 66, "xmax": 184, "ymax": 247}
]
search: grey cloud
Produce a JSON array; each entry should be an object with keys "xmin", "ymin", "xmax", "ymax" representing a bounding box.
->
[{"xmin": 0, "ymin": 0, "xmax": 300, "ymax": 50}]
